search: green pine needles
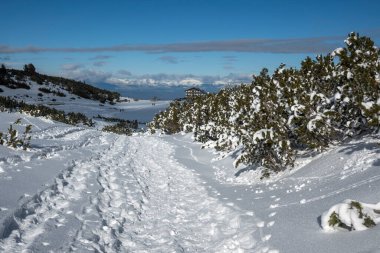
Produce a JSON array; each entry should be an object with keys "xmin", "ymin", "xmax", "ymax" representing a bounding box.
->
[
  {"xmin": 327, "ymin": 201, "xmax": 377, "ymax": 231},
  {"xmin": 148, "ymin": 33, "xmax": 380, "ymax": 177},
  {"xmin": 0, "ymin": 118, "xmax": 32, "ymax": 150},
  {"xmin": 328, "ymin": 211, "xmax": 343, "ymax": 228}
]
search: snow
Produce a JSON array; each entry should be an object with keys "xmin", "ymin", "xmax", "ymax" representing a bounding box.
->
[
  {"xmin": 334, "ymin": 92, "xmax": 342, "ymax": 100},
  {"xmin": 0, "ymin": 112, "xmax": 271, "ymax": 252},
  {"xmin": 332, "ymin": 47, "xmax": 344, "ymax": 56},
  {"xmin": 165, "ymin": 133, "xmax": 380, "ymax": 252},
  {"xmin": 362, "ymin": 101, "xmax": 375, "ymax": 110},
  {"xmin": 253, "ymin": 129, "xmax": 274, "ymax": 143},
  {"xmin": 343, "ymin": 96, "xmax": 350, "ymax": 103},
  {"xmin": 0, "ymin": 81, "xmax": 170, "ymax": 125},
  {"xmin": 307, "ymin": 115, "xmax": 323, "ymax": 132},
  {"xmin": 321, "ymin": 199, "xmax": 380, "ymax": 232},
  {"xmin": 0, "ymin": 94, "xmax": 380, "ymax": 252}
]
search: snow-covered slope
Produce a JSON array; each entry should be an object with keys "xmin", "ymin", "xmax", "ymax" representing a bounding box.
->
[
  {"xmin": 0, "ymin": 79, "xmax": 170, "ymax": 124},
  {"xmin": 0, "ymin": 112, "xmax": 271, "ymax": 252},
  {"xmin": 165, "ymin": 133, "xmax": 380, "ymax": 253},
  {"xmin": 0, "ymin": 110, "xmax": 379, "ymax": 252}
]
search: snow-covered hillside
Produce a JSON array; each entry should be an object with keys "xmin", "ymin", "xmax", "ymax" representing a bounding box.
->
[
  {"xmin": 0, "ymin": 80, "xmax": 170, "ymax": 125},
  {"xmin": 0, "ymin": 110, "xmax": 379, "ymax": 252}
]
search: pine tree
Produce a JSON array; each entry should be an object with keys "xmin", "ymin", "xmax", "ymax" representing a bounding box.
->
[
  {"xmin": 0, "ymin": 64, "xmax": 6, "ymax": 79},
  {"xmin": 148, "ymin": 32, "xmax": 380, "ymax": 177},
  {"xmin": 24, "ymin": 63, "xmax": 36, "ymax": 75}
]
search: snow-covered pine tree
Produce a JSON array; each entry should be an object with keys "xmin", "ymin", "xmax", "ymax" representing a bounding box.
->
[
  {"xmin": 234, "ymin": 68, "xmax": 295, "ymax": 175},
  {"xmin": 148, "ymin": 33, "xmax": 379, "ymax": 177},
  {"xmin": 288, "ymin": 54, "xmax": 340, "ymax": 150},
  {"xmin": 333, "ymin": 32, "xmax": 380, "ymax": 135}
]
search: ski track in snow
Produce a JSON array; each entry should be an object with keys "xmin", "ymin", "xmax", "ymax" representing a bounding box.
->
[{"xmin": 0, "ymin": 124, "xmax": 272, "ymax": 252}]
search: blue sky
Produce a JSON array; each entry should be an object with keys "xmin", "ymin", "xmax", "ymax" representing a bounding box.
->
[{"xmin": 1, "ymin": 0, "xmax": 380, "ymax": 88}]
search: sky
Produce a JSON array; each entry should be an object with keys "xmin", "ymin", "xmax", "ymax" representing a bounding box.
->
[{"xmin": 1, "ymin": 0, "xmax": 380, "ymax": 97}]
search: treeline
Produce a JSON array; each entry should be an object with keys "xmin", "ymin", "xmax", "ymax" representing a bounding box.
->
[
  {"xmin": 0, "ymin": 64, "xmax": 31, "ymax": 90},
  {"xmin": 149, "ymin": 33, "xmax": 380, "ymax": 177},
  {"xmin": 0, "ymin": 64, "xmax": 120, "ymax": 103},
  {"xmin": 0, "ymin": 96, "xmax": 94, "ymax": 126}
]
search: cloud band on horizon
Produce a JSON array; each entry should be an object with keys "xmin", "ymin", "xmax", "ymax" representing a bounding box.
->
[
  {"xmin": 60, "ymin": 65, "xmax": 252, "ymax": 87},
  {"xmin": 0, "ymin": 35, "xmax": 351, "ymax": 54}
]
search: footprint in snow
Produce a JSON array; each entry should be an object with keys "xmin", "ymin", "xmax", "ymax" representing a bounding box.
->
[
  {"xmin": 269, "ymin": 204, "xmax": 279, "ymax": 209},
  {"xmin": 267, "ymin": 221, "xmax": 275, "ymax": 227},
  {"xmin": 256, "ymin": 221, "xmax": 265, "ymax": 228},
  {"xmin": 262, "ymin": 234, "xmax": 272, "ymax": 241},
  {"xmin": 300, "ymin": 199, "xmax": 307, "ymax": 204},
  {"xmin": 268, "ymin": 212, "xmax": 277, "ymax": 217}
]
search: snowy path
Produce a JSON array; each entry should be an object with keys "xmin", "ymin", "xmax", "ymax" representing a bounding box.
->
[
  {"xmin": 0, "ymin": 114, "xmax": 271, "ymax": 252},
  {"xmin": 70, "ymin": 135, "xmax": 273, "ymax": 252},
  {"xmin": 1, "ymin": 113, "xmax": 379, "ymax": 252}
]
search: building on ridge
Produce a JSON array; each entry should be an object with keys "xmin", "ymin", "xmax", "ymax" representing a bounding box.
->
[{"xmin": 185, "ymin": 87, "xmax": 206, "ymax": 99}]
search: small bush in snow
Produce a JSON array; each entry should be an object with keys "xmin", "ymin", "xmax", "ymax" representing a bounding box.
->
[
  {"xmin": 321, "ymin": 199, "xmax": 380, "ymax": 232},
  {"xmin": 102, "ymin": 122, "xmax": 133, "ymax": 135},
  {"xmin": 0, "ymin": 118, "xmax": 32, "ymax": 150}
]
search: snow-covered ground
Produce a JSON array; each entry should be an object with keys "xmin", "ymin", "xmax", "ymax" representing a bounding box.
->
[
  {"xmin": 0, "ymin": 81, "xmax": 170, "ymax": 124},
  {"xmin": 0, "ymin": 108, "xmax": 379, "ymax": 252},
  {"xmin": 0, "ymin": 112, "xmax": 272, "ymax": 252},
  {"xmin": 165, "ymin": 133, "xmax": 380, "ymax": 253}
]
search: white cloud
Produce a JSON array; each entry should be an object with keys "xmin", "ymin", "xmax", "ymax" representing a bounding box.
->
[
  {"xmin": 0, "ymin": 34, "xmax": 348, "ymax": 54},
  {"xmin": 61, "ymin": 68, "xmax": 112, "ymax": 83},
  {"xmin": 106, "ymin": 72, "xmax": 251, "ymax": 87},
  {"xmin": 61, "ymin": 65, "xmax": 251, "ymax": 87},
  {"xmin": 179, "ymin": 78, "xmax": 202, "ymax": 86}
]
